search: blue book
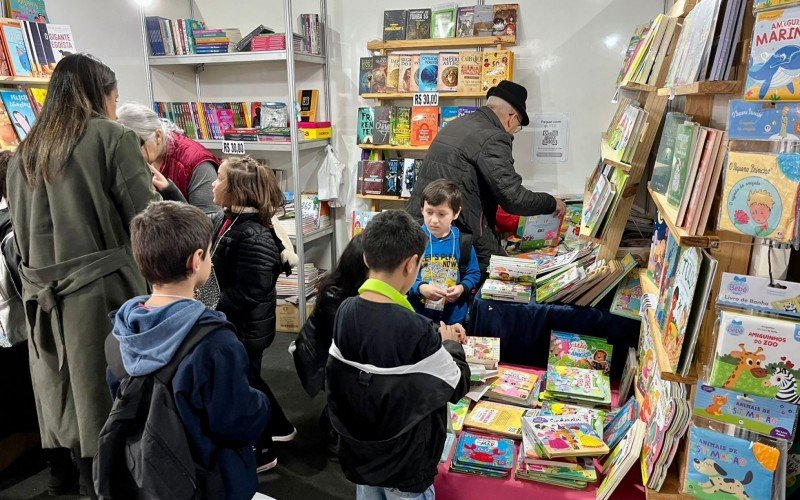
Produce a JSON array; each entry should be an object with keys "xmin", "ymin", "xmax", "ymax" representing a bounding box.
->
[
  {"xmin": 728, "ymin": 99, "xmax": 800, "ymax": 141},
  {"xmin": 0, "ymin": 89, "xmax": 35, "ymax": 140},
  {"xmin": 1, "ymin": 22, "xmax": 32, "ymax": 77},
  {"xmin": 418, "ymin": 53, "xmax": 438, "ymax": 92},
  {"xmin": 441, "ymin": 106, "xmax": 458, "ymax": 127},
  {"xmin": 145, "ymin": 17, "xmax": 166, "ymax": 56},
  {"xmin": 603, "ymin": 397, "xmax": 638, "ymax": 450},
  {"xmin": 452, "ymin": 432, "xmax": 515, "ymax": 471},
  {"xmin": 685, "ymin": 427, "xmax": 779, "ymax": 500}
]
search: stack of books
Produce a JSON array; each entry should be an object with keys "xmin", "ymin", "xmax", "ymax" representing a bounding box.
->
[
  {"xmin": 251, "ymin": 32, "xmax": 303, "ymax": 52},
  {"xmin": 617, "ymin": 14, "xmax": 679, "ymax": 88},
  {"xmin": 463, "ymin": 401, "xmax": 525, "ymax": 439},
  {"xmin": 276, "ymin": 264, "xmax": 323, "ymax": 298},
  {"xmin": 485, "ymin": 367, "xmax": 539, "ymax": 407},
  {"xmin": 297, "ymin": 14, "xmax": 322, "ymax": 55},
  {"xmin": 193, "ymin": 28, "xmax": 239, "ymax": 54},
  {"xmin": 278, "ymin": 193, "xmax": 331, "ymax": 237},
  {"xmin": 539, "ymin": 332, "xmax": 612, "ymax": 407},
  {"xmin": 463, "ymin": 336, "xmax": 500, "ymax": 370},
  {"xmin": 481, "ymin": 255, "xmax": 536, "ymax": 303},
  {"xmin": 449, "ymin": 431, "xmax": 516, "ymax": 479},
  {"xmin": 580, "ymin": 162, "xmax": 630, "ymax": 240},
  {"xmin": 603, "ymin": 97, "xmax": 648, "ymax": 164}
]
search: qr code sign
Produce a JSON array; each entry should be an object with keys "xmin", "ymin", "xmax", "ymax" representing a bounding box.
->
[{"xmin": 542, "ymin": 130, "xmax": 558, "ymax": 145}]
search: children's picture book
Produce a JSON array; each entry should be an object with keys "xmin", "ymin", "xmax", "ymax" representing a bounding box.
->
[
  {"xmin": 544, "ymin": 365, "xmax": 610, "ymax": 404},
  {"xmin": 389, "ymin": 106, "xmax": 410, "ymax": 147},
  {"xmin": 525, "ymin": 414, "xmax": 609, "ymax": 457},
  {"xmin": 746, "ymin": 5, "xmax": 800, "ymax": 101},
  {"xmin": 662, "ymin": 247, "xmax": 701, "ymax": 370},
  {"xmin": 410, "ymin": 106, "xmax": 438, "ymax": 146},
  {"xmin": 693, "ymin": 384, "xmax": 798, "ymax": 441},
  {"xmin": 457, "ymin": 51, "xmax": 481, "ymax": 93},
  {"xmin": 709, "ymin": 310, "xmax": 800, "ymax": 400},
  {"xmin": 448, "ymin": 397, "xmax": 470, "ymax": 433},
  {"xmin": 718, "ymin": 272, "xmax": 800, "ymax": 319},
  {"xmin": 604, "ymin": 397, "xmax": 639, "ymax": 450},
  {"xmin": 350, "ymin": 210, "xmax": 378, "ymax": 238},
  {"xmin": 372, "ymin": 106, "xmax": 391, "ymax": 145},
  {"xmin": 7, "ymin": 0, "xmax": 47, "ymax": 22},
  {"xmin": 418, "ymin": 53, "xmax": 438, "ymax": 92},
  {"xmin": 480, "ymin": 50, "xmax": 514, "ymax": 92},
  {"xmin": 0, "ymin": 20, "xmax": 31, "ymax": 77},
  {"xmin": 42, "ymin": 24, "xmax": 75, "ymax": 63},
  {"xmin": 656, "ymin": 234, "xmax": 681, "ymax": 331},
  {"xmin": 437, "ymin": 52, "xmax": 459, "ymax": 92},
  {"xmin": 358, "ymin": 57, "xmax": 372, "ymax": 95},
  {"xmin": 450, "ymin": 432, "xmax": 516, "ymax": 478},
  {"xmin": 440, "ymin": 432, "xmax": 456, "ymax": 463},
  {"xmin": 596, "ymin": 419, "xmax": 646, "ymax": 500},
  {"xmin": 647, "ymin": 215, "xmax": 668, "ymax": 285},
  {"xmin": 516, "ymin": 212, "xmax": 564, "ymax": 251},
  {"xmin": 677, "ymin": 250, "xmax": 717, "ymax": 377},
  {"xmin": 728, "ymin": 100, "xmax": 800, "ymax": 140},
  {"xmin": 719, "ymin": 152, "xmax": 800, "ymax": 243},
  {"xmin": 486, "ymin": 367, "xmax": 539, "ymax": 406},
  {"xmin": 357, "ymin": 107, "xmax": 374, "ymax": 145},
  {"xmin": 464, "ymin": 336, "xmax": 500, "ymax": 368},
  {"xmin": 463, "ymin": 401, "xmax": 525, "ymax": 438},
  {"xmin": 382, "ymin": 10, "xmax": 408, "ymax": 41},
  {"xmin": 455, "ymin": 6, "xmax": 474, "ymax": 38},
  {"xmin": 610, "ymin": 269, "xmax": 643, "ymax": 320},
  {"xmin": 0, "ymin": 101, "xmax": 19, "ymax": 148},
  {"xmin": 651, "ymin": 112, "xmax": 690, "ymax": 195},
  {"xmin": 492, "ymin": 4, "xmax": 518, "ymax": 36},
  {"xmin": 431, "ymin": 3, "xmax": 457, "ymax": 39},
  {"xmin": 665, "ymin": 121, "xmax": 699, "ymax": 210},
  {"xmin": 549, "ymin": 331, "xmax": 613, "ymax": 375},
  {"xmin": 0, "ymin": 89, "xmax": 34, "ymax": 140},
  {"xmin": 405, "ymin": 9, "xmax": 431, "ymax": 40},
  {"xmin": 371, "ymin": 55, "xmax": 387, "ymax": 93},
  {"xmin": 684, "ymin": 427, "xmax": 779, "ymax": 499},
  {"xmin": 481, "ymin": 279, "xmax": 532, "ymax": 303}
]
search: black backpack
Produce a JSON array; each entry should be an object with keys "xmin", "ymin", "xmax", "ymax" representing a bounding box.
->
[{"xmin": 93, "ymin": 323, "xmax": 225, "ymax": 500}]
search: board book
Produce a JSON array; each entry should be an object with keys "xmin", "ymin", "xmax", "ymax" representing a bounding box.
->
[
  {"xmin": 524, "ymin": 414, "xmax": 609, "ymax": 458},
  {"xmin": 464, "ymin": 336, "xmax": 500, "ymax": 369},
  {"xmin": 746, "ymin": 6, "xmax": 800, "ymax": 101},
  {"xmin": 548, "ymin": 331, "xmax": 612, "ymax": 375},
  {"xmin": 463, "ymin": 401, "xmax": 525, "ymax": 438},
  {"xmin": 516, "ymin": 212, "xmax": 564, "ymax": 251}
]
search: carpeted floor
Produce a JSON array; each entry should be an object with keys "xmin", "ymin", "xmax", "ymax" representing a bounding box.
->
[{"xmin": 0, "ymin": 333, "xmax": 354, "ymax": 500}]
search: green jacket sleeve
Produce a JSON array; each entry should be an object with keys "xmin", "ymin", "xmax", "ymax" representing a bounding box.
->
[{"xmin": 109, "ymin": 129, "xmax": 161, "ymax": 228}]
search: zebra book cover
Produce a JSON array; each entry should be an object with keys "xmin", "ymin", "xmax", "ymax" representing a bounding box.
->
[
  {"xmin": 708, "ymin": 310, "xmax": 800, "ymax": 402},
  {"xmin": 693, "ymin": 384, "xmax": 797, "ymax": 441}
]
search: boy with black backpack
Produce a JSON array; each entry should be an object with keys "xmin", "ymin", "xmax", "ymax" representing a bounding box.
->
[{"xmin": 95, "ymin": 201, "xmax": 269, "ymax": 500}]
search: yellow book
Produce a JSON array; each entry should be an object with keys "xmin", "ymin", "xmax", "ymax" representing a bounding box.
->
[
  {"xmin": 457, "ymin": 51, "xmax": 482, "ymax": 93},
  {"xmin": 481, "ymin": 50, "xmax": 514, "ymax": 92},
  {"xmin": 463, "ymin": 401, "xmax": 526, "ymax": 438},
  {"xmin": 719, "ymin": 152, "xmax": 800, "ymax": 243}
]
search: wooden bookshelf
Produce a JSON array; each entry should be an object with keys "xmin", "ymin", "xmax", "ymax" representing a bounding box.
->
[
  {"xmin": 356, "ymin": 194, "xmax": 405, "ymax": 201},
  {"xmin": 657, "ymin": 80, "xmax": 742, "ymax": 97},
  {"xmin": 0, "ymin": 76, "xmax": 49, "ymax": 86},
  {"xmin": 358, "ymin": 144, "xmax": 429, "ymax": 151},
  {"xmin": 600, "ymin": 142, "xmax": 635, "ymax": 173},
  {"xmin": 647, "ymin": 186, "xmax": 719, "ymax": 248},
  {"xmin": 639, "ymin": 269, "xmax": 698, "ymax": 385},
  {"xmin": 362, "ymin": 91, "xmax": 486, "ymax": 100},
  {"xmin": 619, "ymin": 81, "xmax": 657, "ymax": 92},
  {"xmin": 367, "ymin": 35, "xmax": 516, "ymax": 52}
]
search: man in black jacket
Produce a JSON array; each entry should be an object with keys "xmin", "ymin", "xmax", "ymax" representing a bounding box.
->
[{"xmin": 408, "ymin": 80, "xmax": 566, "ymax": 273}]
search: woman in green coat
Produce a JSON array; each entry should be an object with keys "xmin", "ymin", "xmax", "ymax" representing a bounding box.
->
[{"xmin": 6, "ymin": 54, "xmax": 161, "ymax": 496}]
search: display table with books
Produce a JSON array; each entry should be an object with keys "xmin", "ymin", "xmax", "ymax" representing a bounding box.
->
[{"xmin": 468, "ymin": 295, "xmax": 640, "ymax": 380}]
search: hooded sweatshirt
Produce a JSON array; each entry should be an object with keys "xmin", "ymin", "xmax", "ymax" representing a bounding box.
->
[
  {"xmin": 408, "ymin": 225, "xmax": 481, "ymax": 325},
  {"xmin": 109, "ymin": 297, "xmax": 269, "ymax": 500}
]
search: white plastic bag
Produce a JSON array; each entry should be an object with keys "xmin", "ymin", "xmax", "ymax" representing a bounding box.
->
[{"xmin": 318, "ymin": 145, "xmax": 345, "ymax": 207}]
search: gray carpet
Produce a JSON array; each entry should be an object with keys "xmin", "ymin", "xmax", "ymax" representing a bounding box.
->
[{"xmin": 0, "ymin": 333, "xmax": 354, "ymax": 500}]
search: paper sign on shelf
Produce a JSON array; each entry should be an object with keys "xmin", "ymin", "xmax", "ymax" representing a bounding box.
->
[
  {"xmin": 413, "ymin": 92, "xmax": 439, "ymax": 107},
  {"xmin": 532, "ymin": 112, "xmax": 569, "ymax": 165},
  {"xmin": 222, "ymin": 141, "xmax": 246, "ymax": 155}
]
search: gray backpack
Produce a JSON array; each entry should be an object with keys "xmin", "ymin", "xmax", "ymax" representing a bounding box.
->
[{"xmin": 0, "ymin": 231, "xmax": 26, "ymax": 348}]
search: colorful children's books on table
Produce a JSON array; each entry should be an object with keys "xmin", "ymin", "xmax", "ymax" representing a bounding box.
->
[
  {"xmin": 487, "ymin": 255, "xmax": 537, "ymax": 283},
  {"xmin": 536, "ymin": 401, "xmax": 606, "ymax": 437},
  {"xmin": 463, "ymin": 401, "xmax": 526, "ymax": 439},
  {"xmin": 486, "ymin": 367, "xmax": 539, "ymax": 407},
  {"xmin": 516, "ymin": 424, "xmax": 597, "ymax": 489},
  {"xmin": 596, "ymin": 419, "xmax": 645, "ymax": 500},
  {"xmin": 610, "ymin": 268, "xmax": 643, "ymax": 320},
  {"xmin": 481, "ymin": 279, "xmax": 532, "ymax": 303},
  {"xmin": 524, "ymin": 414, "xmax": 609, "ymax": 458},
  {"xmin": 548, "ymin": 331, "xmax": 613, "ymax": 375},
  {"xmin": 463, "ymin": 336, "xmax": 500, "ymax": 369},
  {"xmin": 516, "ymin": 212, "xmax": 564, "ymax": 251},
  {"xmin": 450, "ymin": 432, "xmax": 516, "ymax": 479},
  {"xmin": 541, "ymin": 365, "xmax": 611, "ymax": 406},
  {"xmin": 603, "ymin": 397, "xmax": 639, "ymax": 450},
  {"xmin": 683, "ymin": 426, "xmax": 780, "ymax": 499},
  {"xmin": 448, "ymin": 397, "xmax": 470, "ymax": 433}
]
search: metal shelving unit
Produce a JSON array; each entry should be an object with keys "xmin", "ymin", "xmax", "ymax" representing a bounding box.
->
[{"xmin": 138, "ymin": 0, "xmax": 334, "ymax": 323}]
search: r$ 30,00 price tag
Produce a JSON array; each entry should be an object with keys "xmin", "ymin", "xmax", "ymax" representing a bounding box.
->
[
  {"xmin": 222, "ymin": 140, "xmax": 246, "ymax": 155},
  {"xmin": 413, "ymin": 92, "xmax": 439, "ymax": 107}
]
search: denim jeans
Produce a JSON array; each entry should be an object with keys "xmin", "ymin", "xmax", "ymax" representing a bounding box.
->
[{"xmin": 356, "ymin": 484, "xmax": 435, "ymax": 500}]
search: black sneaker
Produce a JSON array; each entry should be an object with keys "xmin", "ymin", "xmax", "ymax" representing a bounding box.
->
[
  {"xmin": 46, "ymin": 449, "xmax": 78, "ymax": 496},
  {"xmin": 256, "ymin": 448, "xmax": 278, "ymax": 473}
]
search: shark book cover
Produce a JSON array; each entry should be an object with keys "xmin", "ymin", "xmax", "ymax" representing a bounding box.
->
[{"xmin": 746, "ymin": 6, "xmax": 800, "ymax": 101}]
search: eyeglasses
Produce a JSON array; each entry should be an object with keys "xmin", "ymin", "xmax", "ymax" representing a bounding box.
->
[{"xmin": 510, "ymin": 114, "xmax": 522, "ymax": 134}]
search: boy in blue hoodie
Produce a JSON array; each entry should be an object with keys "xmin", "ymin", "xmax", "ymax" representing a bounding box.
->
[
  {"xmin": 408, "ymin": 179, "xmax": 481, "ymax": 325},
  {"xmin": 109, "ymin": 201, "xmax": 269, "ymax": 500}
]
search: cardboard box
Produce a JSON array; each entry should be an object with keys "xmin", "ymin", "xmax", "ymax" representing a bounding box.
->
[{"xmin": 276, "ymin": 301, "xmax": 315, "ymax": 333}]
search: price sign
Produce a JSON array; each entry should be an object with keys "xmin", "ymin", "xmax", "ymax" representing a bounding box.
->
[
  {"xmin": 413, "ymin": 92, "xmax": 439, "ymax": 107},
  {"xmin": 222, "ymin": 140, "xmax": 246, "ymax": 155}
]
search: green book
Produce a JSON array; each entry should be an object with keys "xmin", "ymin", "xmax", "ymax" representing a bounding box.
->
[
  {"xmin": 389, "ymin": 106, "xmax": 411, "ymax": 146},
  {"xmin": 431, "ymin": 3, "xmax": 457, "ymax": 39},
  {"xmin": 651, "ymin": 112, "xmax": 689, "ymax": 194},
  {"xmin": 665, "ymin": 122, "xmax": 698, "ymax": 208}
]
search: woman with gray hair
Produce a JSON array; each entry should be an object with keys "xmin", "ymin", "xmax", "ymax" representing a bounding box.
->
[{"xmin": 117, "ymin": 103, "xmax": 219, "ymax": 215}]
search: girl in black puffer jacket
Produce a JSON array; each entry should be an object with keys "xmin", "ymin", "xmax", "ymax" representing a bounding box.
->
[{"xmin": 211, "ymin": 155, "xmax": 294, "ymax": 472}]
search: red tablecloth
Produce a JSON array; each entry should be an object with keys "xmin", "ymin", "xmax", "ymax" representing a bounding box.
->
[{"xmin": 434, "ymin": 364, "xmax": 646, "ymax": 499}]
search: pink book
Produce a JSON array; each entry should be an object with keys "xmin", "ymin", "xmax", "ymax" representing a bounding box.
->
[
  {"xmin": 215, "ymin": 109, "xmax": 235, "ymax": 133},
  {"xmin": 684, "ymin": 129, "xmax": 721, "ymax": 234},
  {"xmin": 695, "ymin": 132, "xmax": 728, "ymax": 236}
]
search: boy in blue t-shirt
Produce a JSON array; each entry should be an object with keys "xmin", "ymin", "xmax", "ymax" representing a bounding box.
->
[{"xmin": 408, "ymin": 179, "xmax": 481, "ymax": 325}]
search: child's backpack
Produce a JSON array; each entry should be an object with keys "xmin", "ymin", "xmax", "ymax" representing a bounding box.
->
[
  {"xmin": 94, "ymin": 323, "xmax": 225, "ymax": 500},
  {"xmin": 0, "ymin": 230, "xmax": 25, "ymax": 348}
]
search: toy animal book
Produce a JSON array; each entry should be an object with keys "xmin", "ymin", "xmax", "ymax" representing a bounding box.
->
[
  {"xmin": 548, "ymin": 331, "xmax": 613, "ymax": 375},
  {"xmin": 684, "ymin": 427, "xmax": 779, "ymax": 499},
  {"xmin": 709, "ymin": 309, "xmax": 800, "ymax": 401},
  {"xmin": 524, "ymin": 414, "xmax": 609, "ymax": 458},
  {"xmin": 746, "ymin": 5, "xmax": 800, "ymax": 102},
  {"xmin": 718, "ymin": 152, "xmax": 800, "ymax": 243}
]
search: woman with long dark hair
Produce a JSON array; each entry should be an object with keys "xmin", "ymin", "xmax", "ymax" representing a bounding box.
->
[{"xmin": 6, "ymin": 54, "xmax": 160, "ymax": 496}]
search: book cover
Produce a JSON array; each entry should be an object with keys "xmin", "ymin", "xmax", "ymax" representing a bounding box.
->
[
  {"xmin": 437, "ymin": 51, "xmax": 459, "ymax": 92},
  {"xmin": 685, "ymin": 427, "xmax": 779, "ymax": 499},
  {"xmin": 487, "ymin": 367, "xmax": 538, "ymax": 404},
  {"xmin": 456, "ymin": 6, "xmax": 475, "ymax": 38},
  {"xmin": 596, "ymin": 420, "xmax": 646, "ymax": 500},
  {"xmin": 0, "ymin": 89, "xmax": 34, "ymax": 140},
  {"xmin": 398, "ymin": 55, "xmax": 413, "ymax": 93},
  {"xmin": 656, "ymin": 234, "xmax": 681, "ymax": 331},
  {"xmin": 448, "ymin": 397, "xmax": 470, "ymax": 433},
  {"xmin": 549, "ymin": 331, "xmax": 613, "ymax": 374},
  {"xmin": 33, "ymin": 21, "xmax": 54, "ymax": 75},
  {"xmin": 464, "ymin": 336, "xmax": 500, "ymax": 368},
  {"xmin": 382, "ymin": 10, "xmax": 408, "ymax": 41},
  {"xmin": 431, "ymin": 3, "xmax": 457, "ymax": 39},
  {"xmin": 215, "ymin": 109, "xmax": 235, "ymax": 133},
  {"xmin": 665, "ymin": 122, "xmax": 698, "ymax": 208},
  {"xmin": 410, "ymin": 106, "xmax": 438, "ymax": 146},
  {"xmin": 7, "ymin": 0, "xmax": 47, "ymax": 22},
  {"xmin": 481, "ymin": 50, "xmax": 514, "ymax": 92},
  {"xmin": 603, "ymin": 397, "xmax": 638, "ymax": 450},
  {"xmin": 651, "ymin": 112, "xmax": 689, "ymax": 194},
  {"xmin": 616, "ymin": 24, "xmax": 650, "ymax": 86},
  {"xmin": 440, "ymin": 106, "xmax": 458, "ymax": 128},
  {"xmin": 386, "ymin": 55, "xmax": 400, "ymax": 93},
  {"xmin": 452, "ymin": 432, "xmax": 516, "ymax": 469},
  {"xmin": 718, "ymin": 272, "xmax": 800, "ymax": 319},
  {"xmin": 371, "ymin": 55, "xmax": 388, "ymax": 93},
  {"xmin": 406, "ymin": 9, "xmax": 431, "ymax": 40},
  {"xmin": 418, "ymin": 53, "xmax": 438, "ymax": 92},
  {"xmin": 361, "ymin": 161, "xmax": 386, "ymax": 196},
  {"xmin": 709, "ymin": 310, "xmax": 800, "ymax": 399},
  {"xmin": 463, "ymin": 401, "xmax": 525, "ymax": 438},
  {"xmin": 526, "ymin": 414, "xmax": 609, "ymax": 457},
  {"xmin": 473, "ymin": 5, "xmax": 494, "ymax": 36},
  {"xmin": 409, "ymin": 54, "xmax": 420, "ymax": 92},
  {"xmin": 544, "ymin": 365, "xmax": 609, "ymax": 402},
  {"xmin": 492, "ymin": 4, "xmax": 518, "ymax": 36},
  {"xmin": 351, "ymin": 210, "xmax": 378, "ymax": 237},
  {"xmin": 0, "ymin": 29, "xmax": 11, "ymax": 76},
  {"xmin": 389, "ymin": 106, "xmax": 410, "ymax": 147},
  {"xmin": 618, "ymin": 348, "xmax": 638, "ymax": 402},
  {"xmin": 358, "ymin": 57, "xmax": 372, "ymax": 95},
  {"xmin": 357, "ymin": 107, "xmax": 374, "ymax": 144},
  {"xmin": 43, "ymin": 24, "xmax": 75, "ymax": 63},
  {"xmin": 0, "ymin": 21, "xmax": 31, "ymax": 76},
  {"xmin": 457, "ymin": 51, "xmax": 482, "ymax": 93},
  {"xmin": 21, "ymin": 21, "xmax": 41, "ymax": 78},
  {"xmin": 746, "ymin": 6, "xmax": 800, "ymax": 101},
  {"xmin": 0, "ymin": 101, "xmax": 19, "ymax": 148},
  {"xmin": 384, "ymin": 159, "xmax": 402, "ymax": 197},
  {"xmin": 373, "ymin": 106, "xmax": 391, "ymax": 145},
  {"xmin": 297, "ymin": 89, "xmax": 318, "ymax": 122},
  {"xmin": 728, "ymin": 100, "xmax": 800, "ymax": 140},
  {"xmin": 516, "ymin": 212, "xmax": 564, "ymax": 251},
  {"xmin": 400, "ymin": 159, "xmax": 417, "ymax": 198},
  {"xmin": 610, "ymin": 268, "xmax": 643, "ymax": 320},
  {"xmin": 719, "ymin": 152, "xmax": 800, "ymax": 243},
  {"xmin": 662, "ymin": 247, "xmax": 701, "ymax": 370}
]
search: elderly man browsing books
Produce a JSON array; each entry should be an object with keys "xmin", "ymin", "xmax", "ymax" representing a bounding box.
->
[{"xmin": 407, "ymin": 80, "xmax": 565, "ymax": 274}]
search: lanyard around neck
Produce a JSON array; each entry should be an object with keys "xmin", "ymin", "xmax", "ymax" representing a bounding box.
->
[{"xmin": 358, "ymin": 278, "xmax": 414, "ymax": 312}]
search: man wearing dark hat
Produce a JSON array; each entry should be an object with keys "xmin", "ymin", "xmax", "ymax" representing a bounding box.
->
[{"xmin": 407, "ymin": 80, "xmax": 565, "ymax": 274}]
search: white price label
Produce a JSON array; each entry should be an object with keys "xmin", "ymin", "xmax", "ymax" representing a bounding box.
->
[
  {"xmin": 222, "ymin": 140, "xmax": 246, "ymax": 155},
  {"xmin": 413, "ymin": 92, "xmax": 439, "ymax": 107}
]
